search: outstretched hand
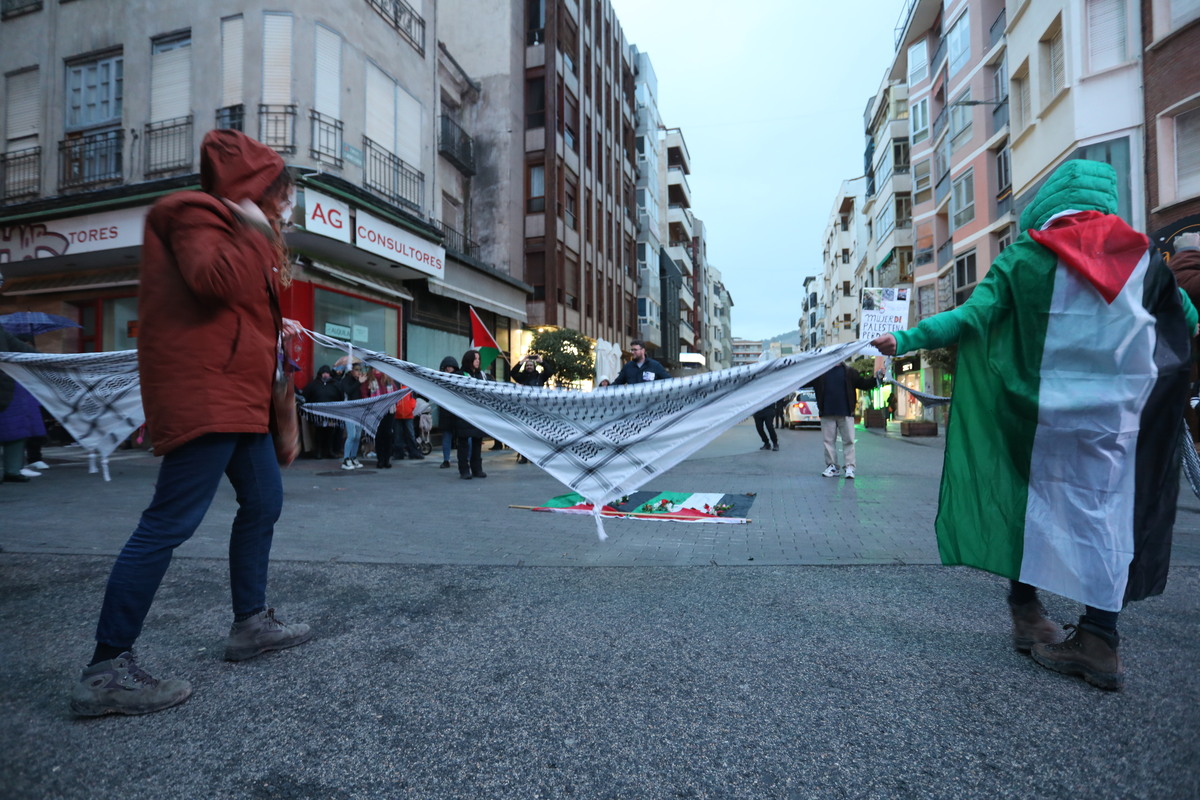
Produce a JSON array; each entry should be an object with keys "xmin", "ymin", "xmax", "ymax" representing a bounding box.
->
[{"xmin": 871, "ymin": 334, "xmax": 897, "ymax": 356}]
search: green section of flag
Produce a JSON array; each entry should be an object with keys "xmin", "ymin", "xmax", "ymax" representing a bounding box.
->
[
  {"xmin": 478, "ymin": 346, "xmax": 500, "ymax": 371},
  {"xmin": 540, "ymin": 492, "xmax": 587, "ymax": 508}
]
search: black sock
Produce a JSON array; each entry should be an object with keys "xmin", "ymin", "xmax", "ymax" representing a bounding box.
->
[
  {"xmin": 1082, "ymin": 606, "xmax": 1120, "ymax": 634},
  {"xmin": 1008, "ymin": 580, "xmax": 1038, "ymax": 606},
  {"xmin": 234, "ymin": 607, "xmax": 265, "ymax": 623},
  {"xmin": 90, "ymin": 643, "xmax": 127, "ymax": 666}
]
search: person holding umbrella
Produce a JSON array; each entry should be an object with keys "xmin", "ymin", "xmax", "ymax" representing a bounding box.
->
[{"xmin": 0, "ymin": 329, "xmax": 43, "ymax": 483}]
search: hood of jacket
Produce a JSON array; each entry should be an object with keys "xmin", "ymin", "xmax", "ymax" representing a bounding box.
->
[
  {"xmin": 199, "ymin": 129, "xmax": 285, "ymax": 204},
  {"xmin": 1019, "ymin": 159, "xmax": 1119, "ymax": 232},
  {"xmin": 440, "ymin": 356, "xmax": 460, "ymax": 371}
]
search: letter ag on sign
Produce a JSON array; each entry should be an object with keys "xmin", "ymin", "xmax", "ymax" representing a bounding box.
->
[{"xmin": 301, "ymin": 188, "xmax": 351, "ymax": 243}]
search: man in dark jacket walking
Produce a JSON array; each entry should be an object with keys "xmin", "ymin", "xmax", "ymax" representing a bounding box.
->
[
  {"xmin": 302, "ymin": 365, "xmax": 342, "ymax": 458},
  {"xmin": 805, "ymin": 362, "xmax": 880, "ymax": 479},
  {"xmin": 611, "ymin": 340, "xmax": 670, "ymax": 385}
]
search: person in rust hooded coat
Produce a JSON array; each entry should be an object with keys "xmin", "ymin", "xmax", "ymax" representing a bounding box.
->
[{"xmin": 70, "ymin": 130, "xmax": 312, "ymax": 717}]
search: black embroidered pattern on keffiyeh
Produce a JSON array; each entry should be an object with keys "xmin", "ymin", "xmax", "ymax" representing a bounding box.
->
[
  {"xmin": 300, "ymin": 389, "xmax": 411, "ymax": 432},
  {"xmin": 306, "ymin": 330, "xmax": 871, "ymax": 538},
  {"xmin": 0, "ymin": 350, "xmax": 142, "ymax": 480}
]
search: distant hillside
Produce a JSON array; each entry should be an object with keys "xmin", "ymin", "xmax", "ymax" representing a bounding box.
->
[{"xmin": 764, "ymin": 329, "xmax": 802, "ymax": 346}]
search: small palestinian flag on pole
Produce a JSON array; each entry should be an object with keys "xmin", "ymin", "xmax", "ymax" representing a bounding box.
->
[{"xmin": 469, "ymin": 306, "xmax": 502, "ymax": 371}]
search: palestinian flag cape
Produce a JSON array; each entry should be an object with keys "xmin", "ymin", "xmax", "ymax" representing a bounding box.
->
[
  {"xmin": 891, "ymin": 160, "xmax": 1191, "ymax": 612},
  {"xmin": 532, "ymin": 490, "xmax": 756, "ymax": 523},
  {"xmin": 470, "ymin": 307, "xmax": 501, "ymax": 371}
]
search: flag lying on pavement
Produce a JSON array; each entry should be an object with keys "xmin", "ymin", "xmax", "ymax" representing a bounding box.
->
[{"xmin": 528, "ymin": 491, "xmax": 756, "ymax": 523}]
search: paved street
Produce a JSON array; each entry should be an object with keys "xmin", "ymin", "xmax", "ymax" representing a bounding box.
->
[{"xmin": 3, "ymin": 421, "xmax": 1199, "ymax": 799}]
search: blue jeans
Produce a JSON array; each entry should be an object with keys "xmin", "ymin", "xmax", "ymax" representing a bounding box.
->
[
  {"xmin": 343, "ymin": 422, "xmax": 361, "ymax": 460},
  {"xmin": 95, "ymin": 433, "xmax": 283, "ymax": 649}
]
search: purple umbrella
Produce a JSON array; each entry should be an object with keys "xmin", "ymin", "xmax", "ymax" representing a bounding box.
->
[{"xmin": 0, "ymin": 311, "xmax": 82, "ymax": 337}]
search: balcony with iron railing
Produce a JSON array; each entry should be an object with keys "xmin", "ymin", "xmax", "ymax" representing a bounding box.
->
[
  {"xmin": 366, "ymin": 0, "xmax": 425, "ymax": 55},
  {"xmin": 930, "ymin": 35, "xmax": 947, "ymax": 75},
  {"xmin": 310, "ymin": 110, "xmax": 343, "ymax": 167},
  {"xmin": 59, "ymin": 129, "xmax": 124, "ymax": 192},
  {"xmin": 259, "ymin": 105, "xmax": 297, "ymax": 154},
  {"xmin": 932, "ymin": 105, "xmax": 948, "ymax": 140},
  {"xmin": 936, "ymin": 237, "xmax": 954, "ymax": 267},
  {"xmin": 1, "ymin": 146, "xmax": 41, "ymax": 202},
  {"xmin": 145, "ymin": 116, "xmax": 193, "ymax": 176},
  {"xmin": 990, "ymin": 100, "xmax": 1009, "ymax": 136},
  {"xmin": 989, "ymin": 8, "xmax": 1007, "ymax": 49},
  {"xmin": 216, "ymin": 104, "xmax": 245, "ymax": 132},
  {"xmin": 431, "ymin": 220, "xmax": 478, "ymax": 260},
  {"xmin": 438, "ymin": 115, "xmax": 475, "ymax": 176},
  {"xmin": 362, "ymin": 136, "xmax": 424, "ymax": 213},
  {"xmin": 1, "ymin": 0, "xmax": 40, "ymax": 19}
]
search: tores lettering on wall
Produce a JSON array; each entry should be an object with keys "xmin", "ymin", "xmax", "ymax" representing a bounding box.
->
[{"xmin": 0, "ymin": 207, "xmax": 147, "ymax": 263}]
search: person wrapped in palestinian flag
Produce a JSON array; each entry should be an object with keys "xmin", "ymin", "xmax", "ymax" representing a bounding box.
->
[{"xmin": 872, "ymin": 159, "xmax": 1197, "ymax": 691}]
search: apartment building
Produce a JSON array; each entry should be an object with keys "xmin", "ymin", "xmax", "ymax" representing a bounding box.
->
[
  {"xmin": 799, "ymin": 274, "xmax": 823, "ymax": 350},
  {"xmin": 0, "ymin": 0, "xmax": 530, "ymax": 376},
  {"xmin": 820, "ymin": 177, "xmax": 867, "ymax": 345},
  {"xmin": 1142, "ymin": 0, "xmax": 1200, "ymax": 246},
  {"xmin": 730, "ymin": 338, "xmax": 762, "ymax": 368},
  {"xmin": 707, "ymin": 266, "xmax": 733, "ymax": 370},
  {"xmin": 1005, "ymin": 0, "xmax": 1145, "ymax": 228},
  {"xmin": 440, "ymin": 0, "xmax": 639, "ymax": 353}
]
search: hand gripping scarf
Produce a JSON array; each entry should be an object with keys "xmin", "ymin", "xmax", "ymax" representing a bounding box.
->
[
  {"xmin": 306, "ymin": 330, "xmax": 871, "ymax": 538},
  {"xmin": 300, "ymin": 388, "xmax": 412, "ymax": 432},
  {"xmin": 0, "ymin": 350, "xmax": 142, "ymax": 480}
]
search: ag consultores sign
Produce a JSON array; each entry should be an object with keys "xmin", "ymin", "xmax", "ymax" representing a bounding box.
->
[
  {"xmin": 298, "ymin": 187, "xmax": 445, "ymax": 278},
  {"xmin": 355, "ymin": 210, "xmax": 444, "ymax": 278}
]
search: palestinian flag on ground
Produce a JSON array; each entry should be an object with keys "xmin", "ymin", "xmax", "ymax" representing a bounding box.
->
[
  {"xmin": 531, "ymin": 491, "xmax": 756, "ymax": 523},
  {"xmin": 469, "ymin": 307, "xmax": 501, "ymax": 371},
  {"xmin": 890, "ymin": 160, "xmax": 1191, "ymax": 612}
]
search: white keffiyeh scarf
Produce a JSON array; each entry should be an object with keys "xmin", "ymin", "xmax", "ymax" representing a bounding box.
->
[
  {"xmin": 306, "ymin": 331, "xmax": 870, "ymax": 538},
  {"xmin": 300, "ymin": 389, "xmax": 411, "ymax": 432},
  {"xmin": 0, "ymin": 350, "xmax": 142, "ymax": 480}
]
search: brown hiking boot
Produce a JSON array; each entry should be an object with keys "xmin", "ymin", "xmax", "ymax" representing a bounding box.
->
[
  {"xmin": 1010, "ymin": 600, "xmax": 1063, "ymax": 653},
  {"xmin": 1031, "ymin": 623, "xmax": 1124, "ymax": 691}
]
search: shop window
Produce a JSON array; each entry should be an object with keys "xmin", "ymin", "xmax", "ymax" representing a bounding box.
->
[{"xmin": 311, "ymin": 288, "xmax": 398, "ymax": 367}]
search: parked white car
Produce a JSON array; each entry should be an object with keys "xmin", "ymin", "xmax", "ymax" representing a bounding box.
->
[{"xmin": 784, "ymin": 389, "xmax": 820, "ymax": 428}]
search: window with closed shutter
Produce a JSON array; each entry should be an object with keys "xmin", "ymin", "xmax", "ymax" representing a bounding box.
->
[
  {"xmin": 395, "ymin": 83, "xmax": 422, "ymax": 168},
  {"xmin": 150, "ymin": 34, "xmax": 191, "ymax": 122},
  {"xmin": 1177, "ymin": 107, "xmax": 1200, "ymax": 199},
  {"xmin": 1086, "ymin": 0, "xmax": 1126, "ymax": 73},
  {"xmin": 220, "ymin": 16, "xmax": 243, "ymax": 109},
  {"xmin": 5, "ymin": 69, "xmax": 39, "ymax": 146},
  {"xmin": 262, "ymin": 13, "xmax": 292, "ymax": 105},
  {"xmin": 314, "ymin": 25, "xmax": 341, "ymax": 118},
  {"xmin": 365, "ymin": 62, "xmax": 396, "ymax": 150},
  {"xmin": 1048, "ymin": 32, "xmax": 1065, "ymax": 95}
]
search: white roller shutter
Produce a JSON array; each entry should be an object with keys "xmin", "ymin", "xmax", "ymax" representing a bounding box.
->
[
  {"xmin": 365, "ymin": 62, "xmax": 395, "ymax": 150},
  {"xmin": 5, "ymin": 69, "xmax": 40, "ymax": 143},
  {"xmin": 220, "ymin": 15, "xmax": 244, "ymax": 108},
  {"xmin": 150, "ymin": 38, "xmax": 192, "ymax": 122},
  {"xmin": 1178, "ymin": 107, "xmax": 1200, "ymax": 198},
  {"xmin": 395, "ymin": 83, "xmax": 422, "ymax": 167},
  {"xmin": 1087, "ymin": 0, "xmax": 1126, "ymax": 73},
  {"xmin": 262, "ymin": 13, "xmax": 293, "ymax": 105},
  {"xmin": 314, "ymin": 25, "xmax": 341, "ymax": 118}
]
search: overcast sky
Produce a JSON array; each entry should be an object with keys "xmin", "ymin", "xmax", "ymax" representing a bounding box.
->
[{"xmin": 609, "ymin": 0, "xmax": 902, "ymax": 341}]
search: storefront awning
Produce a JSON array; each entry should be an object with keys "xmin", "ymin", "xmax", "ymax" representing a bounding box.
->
[
  {"xmin": 427, "ymin": 259, "xmax": 528, "ymax": 322},
  {"xmin": 304, "ymin": 261, "xmax": 413, "ymax": 302},
  {"xmin": 0, "ymin": 266, "xmax": 140, "ymax": 295},
  {"xmin": 875, "ymin": 248, "xmax": 895, "ymax": 272}
]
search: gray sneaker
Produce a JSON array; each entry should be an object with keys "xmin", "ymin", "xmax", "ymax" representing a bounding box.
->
[
  {"xmin": 224, "ymin": 608, "xmax": 312, "ymax": 661},
  {"xmin": 69, "ymin": 651, "xmax": 192, "ymax": 716}
]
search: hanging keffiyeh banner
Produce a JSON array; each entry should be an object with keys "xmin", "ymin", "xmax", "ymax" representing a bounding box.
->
[
  {"xmin": 0, "ymin": 350, "xmax": 143, "ymax": 481},
  {"xmin": 300, "ymin": 388, "xmax": 411, "ymax": 432},
  {"xmin": 305, "ymin": 330, "xmax": 870, "ymax": 538},
  {"xmin": 886, "ymin": 377, "xmax": 952, "ymax": 407}
]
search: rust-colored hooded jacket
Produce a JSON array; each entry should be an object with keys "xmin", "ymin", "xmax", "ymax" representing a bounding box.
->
[{"xmin": 138, "ymin": 130, "xmax": 286, "ymax": 455}]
